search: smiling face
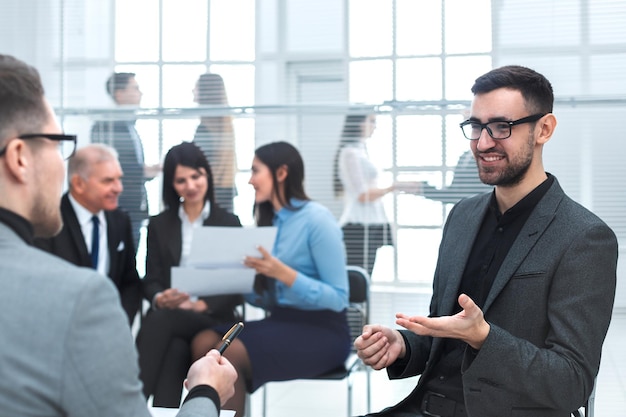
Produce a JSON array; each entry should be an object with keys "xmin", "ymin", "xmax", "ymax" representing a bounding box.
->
[
  {"xmin": 469, "ymin": 88, "xmax": 544, "ymax": 188},
  {"xmin": 71, "ymin": 159, "xmax": 123, "ymax": 213},
  {"xmin": 173, "ymin": 165, "xmax": 208, "ymax": 207},
  {"xmin": 248, "ymin": 156, "xmax": 277, "ymax": 206}
]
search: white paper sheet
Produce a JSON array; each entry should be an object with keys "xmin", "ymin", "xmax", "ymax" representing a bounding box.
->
[
  {"xmin": 171, "ymin": 226, "xmax": 277, "ymax": 296},
  {"xmin": 187, "ymin": 226, "xmax": 277, "ymax": 268},
  {"xmin": 171, "ymin": 266, "xmax": 256, "ymax": 296}
]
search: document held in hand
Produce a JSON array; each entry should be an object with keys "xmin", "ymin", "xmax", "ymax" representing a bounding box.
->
[{"xmin": 171, "ymin": 226, "xmax": 277, "ymax": 296}]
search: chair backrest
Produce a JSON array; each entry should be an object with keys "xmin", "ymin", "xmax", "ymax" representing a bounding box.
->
[{"xmin": 346, "ymin": 266, "xmax": 370, "ymax": 348}]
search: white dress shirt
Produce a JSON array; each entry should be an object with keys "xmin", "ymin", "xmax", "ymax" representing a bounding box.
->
[
  {"xmin": 68, "ymin": 193, "xmax": 109, "ymax": 276},
  {"xmin": 178, "ymin": 202, "xmax": 211, "ymax": 267}
]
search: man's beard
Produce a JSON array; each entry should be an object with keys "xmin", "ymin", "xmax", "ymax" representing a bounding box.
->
[
  {"xmin": 30, "ymin": 190, "xmax": 63, "ymax": 238},
  {"xmin": 477, "ymin": 133, "xmax": 534, "ymax": 187}
]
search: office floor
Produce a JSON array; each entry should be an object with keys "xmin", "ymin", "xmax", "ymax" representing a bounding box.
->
[{"xmin": 245, "ymin": 290, "xmax": 626, "ymax": 417}]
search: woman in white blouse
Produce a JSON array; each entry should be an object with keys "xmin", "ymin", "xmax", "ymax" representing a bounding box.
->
[{"xmin": 333, "ymin": 114, "xmax": 394, "ymax": 277}]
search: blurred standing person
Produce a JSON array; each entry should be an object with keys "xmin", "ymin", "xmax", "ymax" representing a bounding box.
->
[
  {"xmin": 91, "ymin": 72, "xmax": 160, "ymax": 248},
  {"xmin": 333, "ymin": 114, "xmax": 394, "ymax": 277},
  {"xmin": 192, "ymin": 73, "xmax": 237, "ymax": 213},
  {"xmin": 0, "ymin": 52, "xmax": 236, "ymax": 417}
]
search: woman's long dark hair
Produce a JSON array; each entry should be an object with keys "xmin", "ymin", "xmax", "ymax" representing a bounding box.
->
[
  {"xmin": 253, "ymin": 141, "xmax": 309, "ymax": 226},
  {"xmin": 162, "ymin": 141, "xmax": 215, "ymax": 211},
  {"xmin": 333, "ymin": 114, "xmax": 369, "ymax": 197}
]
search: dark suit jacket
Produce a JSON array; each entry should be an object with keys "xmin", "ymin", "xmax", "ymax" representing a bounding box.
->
[
  {"xmin": 379, "ymin": 177, "xmax": 617, "ymax": 417},
  {"xmin": 142, "ymin": 203, "xmax": 243, "ymax": 321},
  {"xmin": 91, "ymin": 120, "xmax": 148, "ymax": 228},
  {"xmin": 34, "ymin": 193, "xmax": 142, "ymax": 323}
]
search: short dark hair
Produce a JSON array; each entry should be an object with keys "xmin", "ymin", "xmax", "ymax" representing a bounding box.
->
[
  {"xmin": 105, "ymin": 72, "xmax": 136, "ymax": 100},
  {"xmin": 162, "ymin": 141, "xmax": 215, "ymax": 211},
  {"xmin": 471, "ymin": 65, "xmax": 554, "ymax": 114},
  {"xmin": 0, "ymin": 54, "xmax": 48, "ymax": 143},
  {"xmin": 253, "ymin": 141, "xmax": 309, "ymax": 226}
]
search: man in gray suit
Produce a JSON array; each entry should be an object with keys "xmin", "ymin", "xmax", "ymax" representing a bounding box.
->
[
  {"xmin": 355, "ymin": 65, "xmax": 617, "ymax": 417},
  {"xmin": 0, "ymin": 54, "xmax": 236, "ymax": 416}
]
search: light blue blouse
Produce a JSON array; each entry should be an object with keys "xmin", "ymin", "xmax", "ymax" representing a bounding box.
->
[{"xmin": 245, "ymin": 199, "xmax": 349, "ymax": 312}]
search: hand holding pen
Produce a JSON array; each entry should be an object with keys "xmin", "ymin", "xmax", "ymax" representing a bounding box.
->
[{"xmin": 217, "ymin": 322, "xmax": 245, "ymax": 354}]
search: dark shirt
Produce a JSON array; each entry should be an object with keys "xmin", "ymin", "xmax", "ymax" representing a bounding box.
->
[
  {"xmin": 0, "ymin": 208, "xmax": 34, "ymax": 244},
  {"xmin": 421, "ymin": 174, "xmax": 555, "ymax": 402}
]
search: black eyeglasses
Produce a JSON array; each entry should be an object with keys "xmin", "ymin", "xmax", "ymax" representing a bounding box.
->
[
  {"xmin": 459, "ymin": 113, "xmax": 547, "ymax": 140},
  {"xmin": 0, "ymin": 133, "xmax": 77, "ymax": 160}
]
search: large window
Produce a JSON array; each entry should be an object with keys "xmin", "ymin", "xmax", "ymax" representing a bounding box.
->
[
  {"xmin": 348, "ymin": 0, "xmax": 492, "ymax": 284},
  {"xmin": 113, "ymin": 0, "xmax": 257, "ymax": 224},
  {"xmin": 4, "ymin": 0, "xmax": 625, "ymax": 293}
]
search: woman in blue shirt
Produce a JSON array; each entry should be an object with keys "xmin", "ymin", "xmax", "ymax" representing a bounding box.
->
[{"xmin": 191, "ymin": 141, "xmax": 350, "ymax": 415}]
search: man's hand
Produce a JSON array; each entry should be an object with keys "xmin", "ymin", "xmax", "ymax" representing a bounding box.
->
[
  {"xmin": 144, "ymin": 163, "xmax": 162, "ymax": 179},
  {"xmin": 185, "ymin": 349, "xmax": 237, "ymax": 406},
  {"xmin": 354, "ymin": 324, "xmax": 406, "ymax": 370},
  {"xmin": 393, "ymin": 181, "xmax": 423, "ymax": 194},
  {"xmin": 395, "ymin": 294, "xmax": 490, "ymax": 350}
]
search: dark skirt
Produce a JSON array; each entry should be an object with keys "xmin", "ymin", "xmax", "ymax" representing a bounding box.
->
[{"xmin": 215, "ymin": 306, "xmax": 351, "ymax": 392}]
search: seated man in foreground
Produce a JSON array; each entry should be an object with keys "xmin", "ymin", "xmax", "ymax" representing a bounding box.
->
[
  {"xmin": 0, "ymin": 53, "xmax": 236, "ymax": 417},
  {"xmin": 355, "ymin": 65, "xmax": 617, "ymax": 417}
]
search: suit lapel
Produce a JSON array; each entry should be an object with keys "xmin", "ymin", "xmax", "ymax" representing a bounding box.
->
[
  {"xmin": 482, "ymin": 180, "xmax": 564, "ymax": 312},
  {"xmin": 165, "ymin": 211, "xmax": 183, "ymax": 265},
  {"xmin": 61, "ymin": 194, "xmax": 91, "ymax": 267},
  {"xmin": 438, "ymin": 194, "xmax": 491, "ymax": 316},
  {"xmin": 106, "ymin": 211, "xmax": 119, "ymax": 278}
]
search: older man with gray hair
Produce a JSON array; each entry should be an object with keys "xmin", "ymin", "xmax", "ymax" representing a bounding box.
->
[{"xmin": 35, "ymin": 143, "xmax": 142, "ymax": 323}]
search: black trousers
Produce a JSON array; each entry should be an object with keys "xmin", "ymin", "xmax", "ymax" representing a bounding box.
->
[
  {"xmin": 136, "ymin": 309, "xmax": 226, "ymax": 407},
  {"xmin": 342, "ymin": 223, "xmax": 393, "ymax": 277}
]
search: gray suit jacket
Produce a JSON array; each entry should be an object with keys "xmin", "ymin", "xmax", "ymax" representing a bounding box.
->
[
  {"xmin": 382, "ymin": 178, "xmax": 617, "ymax": 417},
  {"xmin": 0, "ymin": 222, "xmax": 218, "ymax": 417}
]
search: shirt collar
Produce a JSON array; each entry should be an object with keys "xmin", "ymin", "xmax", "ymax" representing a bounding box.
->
[
  {"xmin": 0, "ymin": 207, "xmax": 35, "ymax": 244},
  {"xmin": 273, "ymin": 198, "xmax": 307, "ymax": 223},
  {"xmin": 68, "ymin": 192, "xmax": 104, "ymax": 226},
  {"xmin": 178, "ymin": 201, "xmax": 211, "ymax": 224},
  {"xmin": 489, "ymin": 173, "xmax": 555, "ymax": 223}
]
